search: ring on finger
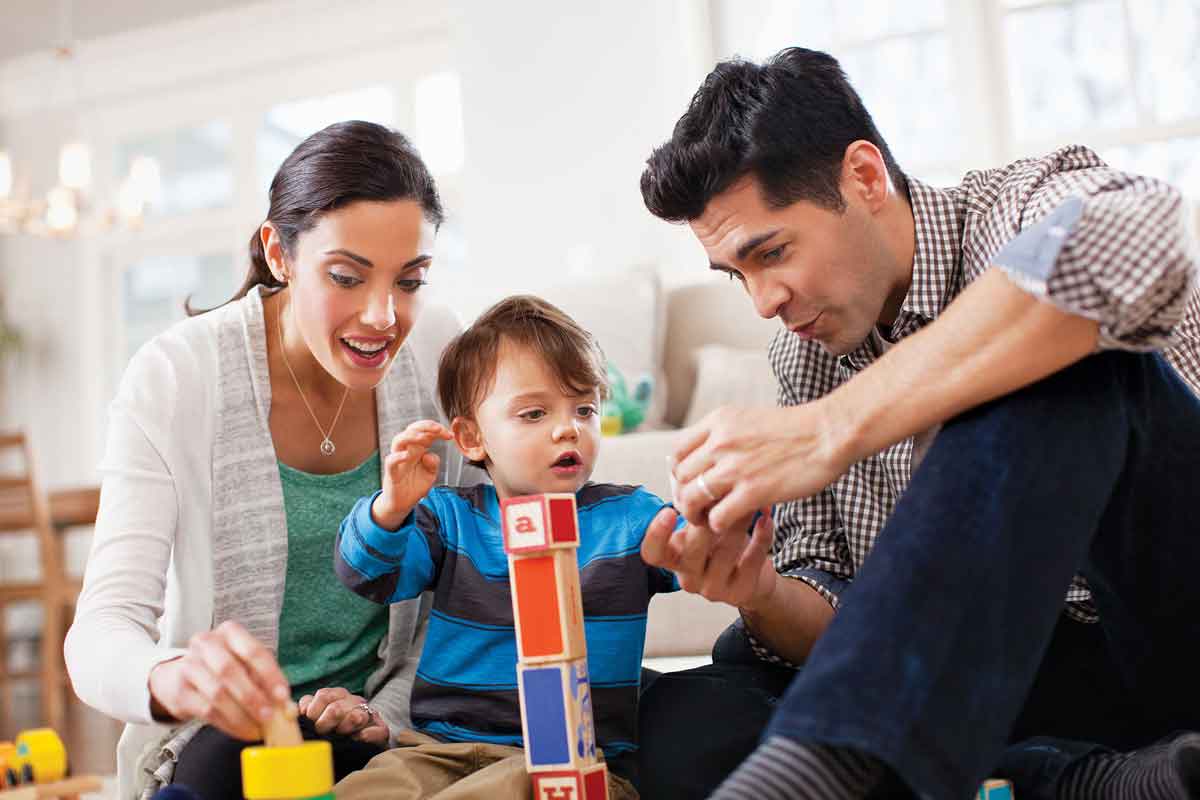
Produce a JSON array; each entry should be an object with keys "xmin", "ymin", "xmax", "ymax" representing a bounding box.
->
[
  {"xmin": 355, "ymin": 702, "xmax": 377, "ymax": 727},
  {"xmin": 696, "ymin": 472, "xmax": 718, "ymax": 502}
]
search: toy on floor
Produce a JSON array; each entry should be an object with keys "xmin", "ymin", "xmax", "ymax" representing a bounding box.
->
[
  {"xmin": 0, "ymin": 729, "xmax": 102, "ymax": 798},
  {"xmin": 502, "ymin": 493, "xmax": 609, "ymax": 800},
  {"xmin": 240, "ymin": 704, "xmax": 334, "ymax": 800}
]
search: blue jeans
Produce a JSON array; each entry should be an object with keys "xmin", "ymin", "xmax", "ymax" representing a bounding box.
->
[{"xmin": 765, "ymin": 351, "xmax": 1200, "ymax": 799}]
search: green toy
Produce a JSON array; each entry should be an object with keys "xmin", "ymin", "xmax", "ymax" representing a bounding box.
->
[{"xmin": 601, "ymin": 362, "xmax": 653, "ymax": 435}]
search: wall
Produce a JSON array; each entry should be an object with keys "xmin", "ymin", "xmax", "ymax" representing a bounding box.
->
[{"xmin": 451, "ymin": 0, "xmax": 715, "ymax": 295}]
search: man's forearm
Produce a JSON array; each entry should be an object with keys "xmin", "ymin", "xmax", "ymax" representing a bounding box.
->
[
  {"xmin": 825, "ymin": 267, "xmax": 1101, "ymax": 465},
  {"xmin": 740, "ymin": 572, "xmax": 836, "ymax": 664}
]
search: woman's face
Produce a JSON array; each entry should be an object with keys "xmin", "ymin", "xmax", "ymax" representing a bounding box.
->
[{"xmin": 276, "ymin": 199, "xmax": 436, "ymax": 392}]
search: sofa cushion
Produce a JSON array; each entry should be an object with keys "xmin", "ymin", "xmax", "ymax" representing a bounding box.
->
[
  {"xmin": 682, "ymin": 344, "xmax": 779, "ymax": 428},
  {"xmin": 533, "ymin": 266, "xmax": 668, "ymax": 430}
]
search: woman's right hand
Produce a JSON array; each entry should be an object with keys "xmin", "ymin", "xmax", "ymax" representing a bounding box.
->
[
  {"xmin": 147, "ymin": 620, "xmax": 292, "ymax": 741},
  {"xmin": 371, "ymin": 420, "xmax": 454, "ymax": 530}
]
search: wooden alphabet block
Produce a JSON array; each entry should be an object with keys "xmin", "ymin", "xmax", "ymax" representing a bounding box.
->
[
  {"xmin": 976, "ymin": 779, "xmax": 1014, "ymax": 800},
  {"xmin": 501, "ymin": 493, "xmax": 580, "ymax": 553},
  {"xmin": 531, "ymin": 762, "xmax": 609, "ymax": 800},
  {"xmin": 517, "ymin": 658, "xmax": 598, "ymax": 771},
  {"xmin": 509, "ymin": 548, "xmax": 587, "ymax": 663}
]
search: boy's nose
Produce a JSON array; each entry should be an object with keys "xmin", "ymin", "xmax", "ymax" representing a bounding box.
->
[{"xmin": 553, "ymin": 419, "xmax": 580, "ymax": 441}]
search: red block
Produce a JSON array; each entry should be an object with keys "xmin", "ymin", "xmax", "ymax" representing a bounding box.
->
[
  {"xmin": 501, "ymin": 493, "xmax": 580, "ymax": 553},
  {"xmin": 531, "ymin": 763, "xmax": 608, "ymax": 800}
]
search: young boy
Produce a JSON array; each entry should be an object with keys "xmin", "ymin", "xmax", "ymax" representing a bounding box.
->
[{"xmin": 332, "ymin": 295, "xmax": 680, "ymax": 800}]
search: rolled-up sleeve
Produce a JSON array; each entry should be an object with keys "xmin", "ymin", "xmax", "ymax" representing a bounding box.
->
[{"xmin": 993, "ymin": 170, "xmax": 1198, "ymax": 352}]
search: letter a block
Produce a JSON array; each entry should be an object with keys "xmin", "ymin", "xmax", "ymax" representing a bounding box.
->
[
  {"xmin": 531, "ymin": 762, "xmax": 610, "ymax": 800},
  {"xmin": 509, "ymin": 548, "xmax": 587, "ymax": 663},
  {"xmin": 518, "ymin": 658, "xmax": 597, "ymax": 771},
  {"xmin": 501, "ymin": 493, "xmax": 580, "ymax": 553},
  {"xmin": 976, "ymin": 779, "xmax": 1014, "ymax": 800}
]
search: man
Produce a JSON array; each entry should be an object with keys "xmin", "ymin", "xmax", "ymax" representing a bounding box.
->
[{"xmin": 637, "ymin": 47, "xmax": 1200, "ymax": 800}]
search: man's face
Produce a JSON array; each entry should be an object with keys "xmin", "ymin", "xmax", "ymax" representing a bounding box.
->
[{"xmin": 689, "ymin": 175, "xmax": 904, "ymax": 356}]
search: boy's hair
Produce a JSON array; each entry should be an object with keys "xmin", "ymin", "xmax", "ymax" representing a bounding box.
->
[
  {"xmin": 640, "ymin": 47, "xmax": 908, "ymax": 221},
  {"xmin": 438, "ymin": 296, "xmax": 609, "ymax": 465}
]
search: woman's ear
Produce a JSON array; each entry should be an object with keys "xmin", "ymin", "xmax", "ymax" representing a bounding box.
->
[
  {"xmin": 451, "ymin": 417, "xmax": 486, "ymax": 464},
  {"xmin": 261, "ymin": 222, "xmax": 290, "ymax": 283}
]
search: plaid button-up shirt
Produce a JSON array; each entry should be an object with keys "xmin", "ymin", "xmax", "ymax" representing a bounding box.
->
[{"xmin": 757, "ymin": 145, "xmax": 1200, "ymax": 663}]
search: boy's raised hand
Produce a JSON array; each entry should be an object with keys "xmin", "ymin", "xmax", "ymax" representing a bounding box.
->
[{"xmin": 371, "ymin": 420, "xmax": 453, "ymax": 531}]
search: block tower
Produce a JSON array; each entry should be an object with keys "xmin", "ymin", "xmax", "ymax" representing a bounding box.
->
[{"xmin": 502, "ymin": 493, "xmax": 609, "ymax": 800}]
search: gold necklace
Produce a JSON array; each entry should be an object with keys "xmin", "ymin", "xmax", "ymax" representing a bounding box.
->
[{"xmin": 277, "ymin": 305, "xmax": 350, "ymax": 456}]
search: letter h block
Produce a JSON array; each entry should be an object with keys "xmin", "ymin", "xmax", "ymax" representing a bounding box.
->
[
  {"xmin": 517, "ymin": 658, "xmax": 597, "ymax": 773},
  {"xmin": 501, "ymin": 493, "xmax": 580, "ymax": 554},
  {"xmin": 531, "ymin": 763, "xmax": 610, "ymax": 800}
]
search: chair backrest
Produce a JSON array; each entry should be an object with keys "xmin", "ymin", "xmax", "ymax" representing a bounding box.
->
[{"xmin": 0, "ymin": 431, "xmax": 62, "ymax": 586}]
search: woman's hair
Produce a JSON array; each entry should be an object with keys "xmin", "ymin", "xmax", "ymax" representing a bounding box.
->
[
  {"xmin": 438, "ymin": 295, "xmax": 609, "ymax": 469},
  {"xmin": 188, "ymin": 120, "xmax": 443, "ymax": 315},
  {"xmin": 641, "ymin": 47, "xmax": 907, "ymax": 221}
]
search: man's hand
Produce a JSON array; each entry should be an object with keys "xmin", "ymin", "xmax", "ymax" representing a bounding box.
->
[
  {"xmin": 372, "ymin": 420, "xmax": 453, "ymax": 531},
  {"xmin": 671, "ymin": 403, "xmax": 851, "ymax": 534},
  {"xmin": 642, "ymin": 506, "xmax": 778, "ymax": 611},
  {"xmin": 299, "ymin": 687, "xmax": 390, "ymax": 744},
  {"xmin": 147, "ymin": 620, "xmax": 291, "ymax": 741}
]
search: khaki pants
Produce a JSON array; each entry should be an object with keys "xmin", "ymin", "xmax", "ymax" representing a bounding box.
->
[{"xmin": 334, "ymin": 730, "xmax": 638, "ymax": 800}]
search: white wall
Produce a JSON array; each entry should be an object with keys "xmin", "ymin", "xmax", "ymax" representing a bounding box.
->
[
  {"xmin": 0, "ymin": 1, "xmax": 724, "ymax": 488},
  {"xmin": 451, "ymin": 0, "xmax": 714, "ymax": 296}
]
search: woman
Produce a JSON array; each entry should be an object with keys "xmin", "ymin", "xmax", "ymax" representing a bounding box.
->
[{"xmin": 65, "ymin": 121, "xmax": 471, "ymax": 799}]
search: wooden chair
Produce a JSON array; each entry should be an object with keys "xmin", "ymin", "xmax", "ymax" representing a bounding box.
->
[{"xmin": 0, "ymin": 431, "xmax": 84, "ymax": 732}]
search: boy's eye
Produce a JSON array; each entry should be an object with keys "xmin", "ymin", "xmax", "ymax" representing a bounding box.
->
[
  {"xmin": 577, "ymin": 405, "xmax": 597, "ymax": 418},
  {"xmin": 329, "ymin": 272, "xmax": 362, "ymax": 288},
  {"xmin": 519, "ymin": 409, "xmax": 546, "ymax": 421}
]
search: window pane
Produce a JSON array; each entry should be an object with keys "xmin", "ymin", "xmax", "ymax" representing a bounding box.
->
[
  {"xmin": 833, "ymin": 0, "xmax": 944, "ymax": 41},
  {"xmin": 1128, "ymin": 0, "xmax": 1200, "ymax": 124},
  {"xmin": 415, "ymin": 72, "xmax": 465, "ymax": 176},
  {"xmin": 711, "ymin": 0, "xmax": 836, "ymax": 59},
  {"xmin": 1102, "ymin": 137, "xmax": 1200, "ymax": 198},
  {"xmin": 115, "ymin": 121, "xmax": 233, "ymax": 219},
  {"xmin": 840, "ymin": 33, "xmax": 961, "ymax": 166},
  {"xmin": 122, "ymin": 251, "xmax": 236, "ymax": 360},
  {"xmin": 1005, "ymin": 0, "xmax": 1136, "ymax": 140},
  {"xmin": 257, "ymin": 87, "xmax": 395, "ymax": 193}
]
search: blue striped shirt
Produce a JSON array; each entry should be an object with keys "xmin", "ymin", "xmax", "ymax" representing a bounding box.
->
[{"xmin": 335, "ymin": 482, "xmax": 680, "ymax": 764}]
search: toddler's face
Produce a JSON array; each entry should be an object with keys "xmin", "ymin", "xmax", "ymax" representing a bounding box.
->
[{"xmin": 465, "ymin": 339, "xmax": 601, "ymax": 500}]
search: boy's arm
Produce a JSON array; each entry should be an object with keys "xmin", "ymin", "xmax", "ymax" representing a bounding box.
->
[{"xmin": 335, "ymin": 492, "xmax": 443, "ymax": 603}]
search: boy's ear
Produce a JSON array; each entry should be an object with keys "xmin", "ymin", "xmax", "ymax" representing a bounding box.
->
[{"xmin": 450, "ymin": 416, "xmax": 487, "ymax": 463}]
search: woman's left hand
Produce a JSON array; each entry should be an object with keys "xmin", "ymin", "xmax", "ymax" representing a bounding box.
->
[{"xmin": 298, "ymin": 686, "xmax": 389, "ymax": 744}]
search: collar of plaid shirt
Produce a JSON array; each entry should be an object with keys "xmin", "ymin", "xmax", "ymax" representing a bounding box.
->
[{"xmin": 839, "ymin": 178, "xmax": 966, "ymax": 373}]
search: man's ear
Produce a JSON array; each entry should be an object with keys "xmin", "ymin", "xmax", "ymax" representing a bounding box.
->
[
  {"xmin": 840, "ymin": 139, "xmax": 890, "ymax": 213},
  {"xmin": 451, "ymin": 416, "xmax": 486, "ymax": 463}
]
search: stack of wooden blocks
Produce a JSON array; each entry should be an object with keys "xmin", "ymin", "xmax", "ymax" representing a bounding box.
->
[{"xmin": 502, "ymin": 493, "xmax": 609, "ymax": 800}]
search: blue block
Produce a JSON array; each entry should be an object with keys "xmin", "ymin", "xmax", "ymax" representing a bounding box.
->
[{"xmin": 522, "ymin": 666, "xmax": 570, "ymax": 765}]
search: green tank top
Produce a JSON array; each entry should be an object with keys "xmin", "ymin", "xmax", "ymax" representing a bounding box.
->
[{"xmin": 276, "ymin": 451, "xmax": 389, "ymax": 701}]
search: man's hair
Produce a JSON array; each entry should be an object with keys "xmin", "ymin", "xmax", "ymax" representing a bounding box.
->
[
  {"xmin": 438, "ymin": 296, "xmax": 608, "ymax": 465},
  {"xmin": 640, "ymin": 47, "xmax": 907, "ymax": 221}
]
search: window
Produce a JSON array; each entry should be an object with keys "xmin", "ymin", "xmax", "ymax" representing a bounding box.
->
[
  {"xmin": 115, "ymin": 121, "xmax": 233, "ymax": 218},
  {"xmin": 120, "ymin": 250, "xmax": 237, "ymax": 360},
  {"xmin": 711, "ymin": 0, "xmax": 1200, "ymax": 200}
]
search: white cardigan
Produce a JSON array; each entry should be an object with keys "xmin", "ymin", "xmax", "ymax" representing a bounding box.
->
[{"xmin": 65, "ymin": 287, "xmax": 468, "ymax": 797}]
